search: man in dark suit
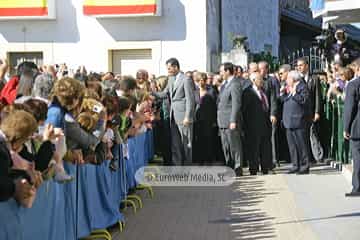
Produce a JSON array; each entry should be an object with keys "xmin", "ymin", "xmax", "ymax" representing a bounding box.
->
[
  {"xmin": 297, "ymin": 57, "xmax": 322, "ymax": 162},
  {"xmin": 344, "ymin": 58, "xmax": 360, "ymax": 197},
  {"xmin": 242, "ymin": 72, "xmax": 272, "ymax": 175},
  {"xmin": 258, "ymin": 61, "xmax": 280, "ymax": 168},
  {"xmin": 282, "ymin": 71, "xmax": 311, "ymax": 174},
  {"xmin": 154, "ymin": 58, "xmax": 196, "ymax": 165},
  {"xmin": 297, "ymin": 57, "xmax": 322, "ymax": 122},
  {"xmin": 217, "ymin": 62, "xmax": 243, "ymax": 176}
]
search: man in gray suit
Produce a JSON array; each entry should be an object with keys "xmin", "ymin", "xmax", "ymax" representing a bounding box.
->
[
  {"xmin": 155, "ymin": 58, "xmax": 196, "ymax": 165},
  {"xmin": 218, "ymin": 62, "xmax": 243, "ymax": 176}
]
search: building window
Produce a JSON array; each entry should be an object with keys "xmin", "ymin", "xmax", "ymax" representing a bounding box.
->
[{"xmin": 111, "ymin": 49, "xmax": 153, "ymax": 76}]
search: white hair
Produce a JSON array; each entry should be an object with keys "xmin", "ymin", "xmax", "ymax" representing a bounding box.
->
[
  {"xmin": 249, "ymin": 72, "xmax": 261, "ymax": 82},
  {"xmin": 288, "ymin": 70, "xmax": 302, "ymax": 82}
]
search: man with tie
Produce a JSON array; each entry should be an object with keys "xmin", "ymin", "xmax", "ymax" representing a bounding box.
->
[
  {"xmin": 258, "ymin": 61, "xmax": 280, "ymax": 169},
  {"xmin": 242, "ymin": 72, "xmax": 272, "ymax": 175},
  {"xmin": 297, "ymin": 57, "xmax": 322, "ymax": 162},
  {"xmin": 153, "ymin": 58, "xmax": 196, "ymax": 165},
  {"xmin": 344, "ymin": 58, "xmax": 360, "ymax": 197},
  {"xmin": 282, "ymin": 71, "xmax": 311, "ymax": 174},
  {"xmin": 217, "ymin": 62, "xmax": 243, "ymax": 176}
]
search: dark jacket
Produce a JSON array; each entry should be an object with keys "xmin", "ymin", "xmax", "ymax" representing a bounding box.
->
[
  {"xmin": 19, "ymin": 140, "xmax": 55, "ymax": 172},
  {"xmin": 195, "ymin": 85, "xmax": 217, "ymax": 126},
  {"xmin": 344, "ymin": 77, "xmax": 360, "ymax": 140},
  {"xmin": 304, "ymin": 74, "xmax": 322, "ymax": 117},
  {"xmin": 282, "ymin": 81, "xmax": 310, "ymax": 129},
  {"xmin": 0, "ymin": 140, "xmax": 15, "ymax": 201},
  {"xmin": 263, "ymin": 75, "xmax": 279, "ymax": 118},
  {"xmin": 242, "ymin": 86, "xmax": 272, "ymax": 137}
]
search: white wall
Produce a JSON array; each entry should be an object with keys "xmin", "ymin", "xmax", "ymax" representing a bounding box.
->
[
  {"xmin": 0, "ymin": 0, "xmax": 208, "ymax": 75},
  {"xmin": 222, "ymin": 0, "xmax": 280, "ymax": 57}
]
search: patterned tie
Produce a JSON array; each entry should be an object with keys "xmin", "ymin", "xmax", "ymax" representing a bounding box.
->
[{"xmin": 260, "ymin": 89, "xmax": 269, "ymax": 111}]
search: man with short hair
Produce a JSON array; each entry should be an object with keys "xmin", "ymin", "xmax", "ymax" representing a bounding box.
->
[
  {"xmin": 154, "ymin": 58, "xmax": 196, "ymax": 165},
  {"xmin": 344, "ymin": 58, "xmax": 360, "ymax": 197},
  {"xmin": 282, "ymin": 71, "xmax": 310, "ymax": 174},
  {"xmin": 297, "ymin": 57, "xmax": 322, "ymax": 163},
  {"xmin": 235, "ymin": 65, "xmax": 243, "ymax": 78},
  {"xmin": 217, "ymin": 62, "xmax": 243, "ymax": 176},
  {"xmin": 258, "ymin": 61, "xmax": 280, "ymax": 168},
  {"xmin": 278, "ymin": 64, "xmax": 292, "ymax": 163},
  {"xmin": 243, "ymin": 72, "xmax": 272, "ymax": 175}
]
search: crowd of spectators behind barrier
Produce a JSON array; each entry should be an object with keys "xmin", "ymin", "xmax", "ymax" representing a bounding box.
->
[{"xmin": 0, "ymin": 45, "xmax": 359, "ymax": 207}]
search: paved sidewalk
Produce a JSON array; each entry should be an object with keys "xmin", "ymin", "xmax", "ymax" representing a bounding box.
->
[{"xmin": 112, "ymin": 165, "xmax": 360, "ymax": 240}]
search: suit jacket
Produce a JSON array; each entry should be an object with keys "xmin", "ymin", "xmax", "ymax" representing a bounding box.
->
[
  {"xmin": 282, "ymin": 81, "xmax": 310, "ymax": 129},
  {"xmin": 155, "ymin": 72, "xmax": 196, "ymax": 125},
  {"xmin": 304, "ymin": 73, "xmax": 322, "ymax": 117},
  {"xmin": 217, "ymin": 77, "xmax": 242, "ymax": 129},
  {"xmin": 344, "ymin": 77, "xmax": 360, "ymax": 140},
  {"xmin": 263, "ymin": 76, "xmax": 279, "ymax": 118},
  {"xmin": 242, "ymin": 86, "xmax": 271, "ymax": 138}
]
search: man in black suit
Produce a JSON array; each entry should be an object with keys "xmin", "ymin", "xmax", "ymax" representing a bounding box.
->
[
  {"xmin": 282, "ymin": 71, "xmax": 311, "ymax": 174},
  {"xmin": 258, "ymin": 61, "xmax": 280, "ymax": 168},
  {"xmin": 344, "ymin": 58, "xmax": 360, "ymax": 197},
  {"xmin": 217, "ymin": 62, "xmax": 243, "ymax": 176},
  {"xmin": 243, "ymin": 72, "xmax": 272, "ymax": 175},
  {"xmin": 297, "ymin": 57, "xmax": 322, "ymax": 162}
]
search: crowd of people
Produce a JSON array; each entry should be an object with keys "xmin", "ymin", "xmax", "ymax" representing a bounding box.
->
[
  {"xmin": 0, "ymin": 48, "xmax": 360, "ymax": 209},
  {"xmin": 0, "ymin": 59, "xmax": 160, "ymax": 208}
]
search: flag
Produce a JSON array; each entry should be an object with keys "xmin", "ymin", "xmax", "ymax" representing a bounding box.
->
[
  {"xmin": 0, "ymin": 0, "xmax": 48, "ymax": 17},
  {"xmin": 84, "ymin": 0, "xmax": 158, "ymax": 16}
]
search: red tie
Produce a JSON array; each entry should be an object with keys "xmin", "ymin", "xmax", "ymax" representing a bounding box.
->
[{"xmin": 260, "ymin": 90, "xmax": 268, "ymax": 111}]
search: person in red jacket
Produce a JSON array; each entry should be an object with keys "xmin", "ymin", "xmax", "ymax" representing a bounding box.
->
[{"xmin": 0, "ymin": 62, "xmax": 38, "ymax": 107}]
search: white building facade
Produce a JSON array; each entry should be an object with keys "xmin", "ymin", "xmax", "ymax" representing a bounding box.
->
[{"xmin": 0, "ymin": 0, "xmax": 280, "ymax": 75}]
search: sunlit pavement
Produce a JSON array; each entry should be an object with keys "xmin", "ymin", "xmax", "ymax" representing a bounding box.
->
[{"xmin": 112, "ymin": 164, "xmax": 360, "ymax": 240}]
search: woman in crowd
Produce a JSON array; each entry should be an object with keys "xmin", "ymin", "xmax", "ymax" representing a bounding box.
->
[
  {"xmin": 0, "ymin": 110, "xmax": 42, "ymax": 207},
  {"xmin": 193, "ymin": 72, "xmax": 217, "ymax": 165},
  {"xmin": 153, "ymin": 76, "xmax": 172, "ymax": 165},
  {"xmin": 46, "ymin": 77, "xmax": 89, "ymax": 166},
  {"xmin": 136, "ymin": 70, "xmax": 150, "ymax": 91}
]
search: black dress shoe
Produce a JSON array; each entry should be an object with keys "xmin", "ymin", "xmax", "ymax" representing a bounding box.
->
[
  {"xmin": 345, "ymin": 192, "xmax": 360, "ymax": 197},
  {"xmin": 287, "ymin": 168, "xmax": 299, "ymax": 174},
  {"xmin": 235, "ymin": 167, "xmax": 243, "ymax": 177},
  {"xmin": 262, "ymin": 170, "xmax": 269, "ymax": 175},
  {"xmin": 297, "ymin": 168, "xmax": 310, "ymax": 175},
  {"xmin": 249, "ymin": 171, "xmax": 257, "ymax": 176}
]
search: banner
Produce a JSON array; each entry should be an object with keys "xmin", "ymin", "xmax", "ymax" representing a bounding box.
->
[
  {"xmin": 0, "ymin": 0, "xmax": 48, "ymax": 17},
  {"xmin": 84, "ymin": 0, "xmax": 159, "ymax": 16}
]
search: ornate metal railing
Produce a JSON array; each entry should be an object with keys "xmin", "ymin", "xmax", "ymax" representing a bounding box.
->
[{"xmin": 283, "ymin": 46, "xmax": 328, "ymax": 72}]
